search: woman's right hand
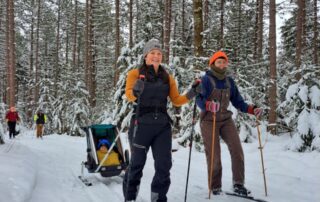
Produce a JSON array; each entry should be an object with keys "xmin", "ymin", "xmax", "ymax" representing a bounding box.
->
[{"xmin": 133, "ymin": 79, "xmax": 144, "ymax": 97}]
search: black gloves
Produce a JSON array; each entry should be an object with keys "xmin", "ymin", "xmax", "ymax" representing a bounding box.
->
[
  {"xmin": 133, "ymin": 79, "xmax": 145, "ymax": 97},
  {"xmin": 186, "ymin": 80, "xmax": 202, "ymax": 100}
]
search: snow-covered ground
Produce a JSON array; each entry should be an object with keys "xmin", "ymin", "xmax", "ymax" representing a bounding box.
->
[{"xmin": 0, "ymin": 129, "xmax": 319, "ymax": 202}]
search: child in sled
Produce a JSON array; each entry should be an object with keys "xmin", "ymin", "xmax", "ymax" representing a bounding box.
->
[{"xmin": 96, "ymin": 139, "xmax": 121, "ymax": 166}]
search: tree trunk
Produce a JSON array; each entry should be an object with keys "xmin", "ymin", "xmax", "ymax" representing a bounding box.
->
[
  {"xmin": 173, "ymin": 10, "xmax": 177, "ymax": 58},
  {"xmin": 169, "ymin": 0, "xmax": 172, "ymax": 60},
  {"xmin": 44, "ymin": 34, "xmax": 48, "ymax": 77},
  {"xmin": 235, "ymin": 0, "xmax": 242, "ymax": 64},
  {"xmin": 10, "ymin": 0, "xmax": 16, "ymax": 106},
  {"xmin": 77, "ymin": 31, "xmax": 81, "ymax": 72},
  {"xmin": 91, "ymin": 0, "xmax": 96, "ymax": 107},
  {"xmin": 72, "ymin": 0, "xmax": 78, "ymax": 71},
  {"xmin": 182, "ymin": 0, "xmax": 185, "ymax": 42},
  {"xmin": 203, "ymin": 0, "xmax": 209, "ymax": 31},
  {"xmin": 85, "ymin": 0, "xmax": 89, "ymax": 93},
  {"xmin": 295, "ymin": 0, "xmax": 305, "ymax": 81},
  {"xmin": 219, "ymin": 0, "xmax": 225, "ymax": 50},
  {"xmin": 301, "ymin": 0, "xmax": 306, "ymax": 51},
  {"xmin": 257, "ymin": 0, "xmax": 264, "ymax": 62},
  {"xmin": 253, "ymin": 0, "xmax": 258, "ymax": 60},
  {"xmin": 54, "ymin": 0, "xmax": 61, "ymax": 98},
  {"xmin": 88, "ymin": 0, "xmax": 93, "ymax": 106},
  {"xmin": 268, "ymin": 0, "xmax": 277, "ymax": 135},
  {"xmin": 135, "ymin": 0, "xmax": 139, "ymax": 42},
  {"xmin": 5, "ymin": 0, "xmax": 10, "ymax": 105},
  {"xmin": 6, "ymin": 0, "xmax": 16, "ymax": 106},
  {"xmin": 0, "ymin": 0, "xmax": 3, "ymax": 103},
  {"xmin": 312, "ymin": 0, "xmax": 318, "ymax": 65},
  {"xmin": 114, "ymin": 0, "xmax": 120, "ymax": 86},
  {"xmin": 129, "ymin": 0, "xmax": 133, "ymax": 48},
  {"xmin": 34, "ymin": 0, "xmax": 41, "ymax": 104},
  {"xmin": 193, "ymin": 0, "xmax": 204, "ymax": 57},
  {"xmin": 85, "ymin": 0, "xmax": 96, "ymax": 107},
  {"xmin": 164, "ymin": 0, "xmax": 172, "ymax": 64},
  {"xmin": 65, "ymin": 27, "xmax": 69, "ymax": 65},
  {"xmin": 27, "ymin": 0, "xmax": 35, "ymax": 118}
]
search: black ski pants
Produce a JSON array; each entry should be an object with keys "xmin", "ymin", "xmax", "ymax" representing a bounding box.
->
[
  {"xmin": 123, "ymin": 120, "xmax": 172, "ymax": 202},
  {"xmin": 8, "ymin": 121, "xmax": 16, "ymax": 139}
]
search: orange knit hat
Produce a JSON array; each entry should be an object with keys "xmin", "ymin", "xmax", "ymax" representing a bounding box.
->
[{"xmin": 209, "ymin": 51, "xmax": 228, "ymax": 66}]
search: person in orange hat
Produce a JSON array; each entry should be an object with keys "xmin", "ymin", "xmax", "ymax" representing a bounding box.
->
[
  {"xmin": 196, "ymin": 51, "xmax": 262, "ymax": 196},
  {"xmin": 5, "ymin": 106, "xmax": 20, "ymax": 139}
]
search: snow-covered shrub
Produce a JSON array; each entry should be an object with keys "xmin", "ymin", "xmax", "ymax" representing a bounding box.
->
[
  {"xmin": 0, "ymin": 103, "xmax": 6, "ymax": 144},
  {"xmin": 112, "ymin": 42, "xmax": 144, "ymax": 132},
  {"xmin": 50, "ymin": 66, "xmax": 90, "ymax": 136},
  {"xmin": 279, "ymin": 65, "xmax": 320, "ymax": 152}
]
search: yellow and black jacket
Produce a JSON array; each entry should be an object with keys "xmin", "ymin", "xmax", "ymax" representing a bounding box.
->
[{"xmin": 125, "ymin": 66, "xmax": 189, "ymax": 107}]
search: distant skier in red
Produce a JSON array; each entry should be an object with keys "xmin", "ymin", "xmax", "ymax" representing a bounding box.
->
[{"xmin": 5, "ymin": 106, "xmax": 20, "ymax": 139}]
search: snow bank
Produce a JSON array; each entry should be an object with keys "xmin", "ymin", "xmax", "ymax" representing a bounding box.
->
[
  {"xmin": 0, "ymin": 139, "xmax": 38, "ymax": 202},
  {"xmin": 1, "ymin": 130, "xmax": 319, "ymax": 202}
]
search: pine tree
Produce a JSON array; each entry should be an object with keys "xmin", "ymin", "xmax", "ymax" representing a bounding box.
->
[
  {"xmin": 276, "ymin": 0, "xmax": 320, "ymax": 148},
  {"xmin": 111, "ymin": 43, "xmax": 144, "ymax": 131},
  {"xmin": 279, "ymin": 65, "xmax": 320, "ymax": 151},
  {"xmin": 51, "ymin": 63, "xmax": 90, "ymax": 135}
]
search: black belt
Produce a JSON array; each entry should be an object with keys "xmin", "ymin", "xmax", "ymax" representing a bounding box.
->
[
  {"xmin": 138, "ymin": 106, "xmax": 167, "ymax": 114},
  {"xmin": 133, "ymin": 106, "xmax": 173, "ymax": 124},
  {"xmin": 133, "ymin": 106, "xmax": 166, "ymax": 115}
]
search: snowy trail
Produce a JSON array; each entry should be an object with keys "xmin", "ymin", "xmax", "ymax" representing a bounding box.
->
[
  {"xmin": 18, "ymin": 131, "xmax": 124, "ymax": 202},
  {"xmin": 1, "ymin": 131, "xmax": 320, "ymax": 202},
  {"xmin": 22, "ymin": 132, "xmax": 93, "ymax": 202},
  {"xmin": 0, "ymin": 138, "xmax": 17, "ymax": 153}
]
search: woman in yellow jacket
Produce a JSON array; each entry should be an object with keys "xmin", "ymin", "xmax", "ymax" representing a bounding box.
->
[{"xmin": 123, "ymin": 38, "xmax": 201, "ymax": 202}]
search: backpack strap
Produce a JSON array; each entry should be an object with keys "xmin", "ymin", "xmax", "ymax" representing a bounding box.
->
[
  {"xmin": 225, "ymin": 76, "xmax": 231, "ymax": 89},
  {"xmin": 207, "ymin": 75, "xmax": 232, "ymax": 98},
  {"xmin": 204, "ymin": 76, "xmax": 217, "ymax": 115},
  {"xmin": 207, "ymin": 75, "xmax": 217, "ymax": 91},
  {"xmin": 138, "ymin": 66, "xmax": 146, "ymax": 79}
]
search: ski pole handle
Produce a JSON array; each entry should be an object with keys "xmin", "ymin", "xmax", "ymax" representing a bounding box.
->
[
  {"xmin": 192, "ymin": 79, "xmax": 201, "ymax": 88},
  {"xmin": 139, "ymin": 74, "xmax": 145, "ymax": 81}
]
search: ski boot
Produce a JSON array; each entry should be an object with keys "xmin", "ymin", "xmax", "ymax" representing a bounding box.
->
[
  {"xmin": 233, "ymin": 184, "xmax": 251, "ymax": 196},
  {"xmin": 212, "ymin": 187, "xmax": 222, "ymax": 195}
]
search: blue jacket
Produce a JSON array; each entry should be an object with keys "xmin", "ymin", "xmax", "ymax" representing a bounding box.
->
[{"xmin": 196, "ymin": 70, "xmax": 249, "ymax": 113}]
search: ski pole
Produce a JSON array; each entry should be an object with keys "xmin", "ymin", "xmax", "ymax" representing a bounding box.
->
[
  {"xmin": 256, "ymin": 118, "xmax": 268, "ymax": 196},
  {"xmin": 125, "ymin": 74, "xmax": 145, "ymax": 202},
  {"xmin": 208, "ymin": 110, "xmax": 217, "ymax": 199},
  {"xmin": 184, "ymin": 98, "xmax": 199, "ymax": 202}
]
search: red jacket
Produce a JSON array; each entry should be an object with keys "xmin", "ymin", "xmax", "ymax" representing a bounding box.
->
[{"xmin": 6, "ymin": 111, "xmax": 20, "ymax": 122}]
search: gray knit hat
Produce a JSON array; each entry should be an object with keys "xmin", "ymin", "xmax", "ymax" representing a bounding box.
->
[{"xmin": 143, "ymin": 39, "xmax": 163, "ymax": 57}]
